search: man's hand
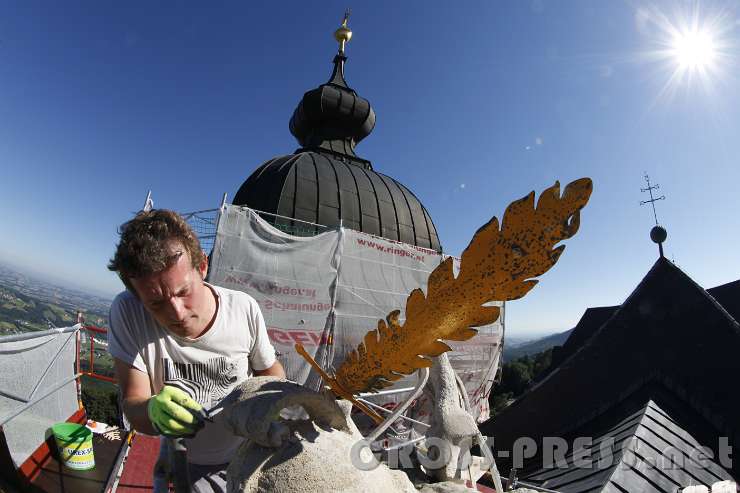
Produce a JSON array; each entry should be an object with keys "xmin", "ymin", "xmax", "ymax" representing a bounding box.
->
[{"xmin": 147, "ymin": 386, "xmax": 205, "ymax": 437}]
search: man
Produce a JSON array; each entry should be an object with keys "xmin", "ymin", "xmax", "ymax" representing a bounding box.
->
[{"xmin": 107, "ymin": 209, "xmax": 285, "ymax": 492}]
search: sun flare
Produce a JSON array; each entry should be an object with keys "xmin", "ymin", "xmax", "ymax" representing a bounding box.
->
[
  {"xmin": 671, "ymin": 29, "xmax": 717, "ymax": 70},
  {"xmin": 638, "ymin": 3, "xmax": 735, "ymax": 100}
]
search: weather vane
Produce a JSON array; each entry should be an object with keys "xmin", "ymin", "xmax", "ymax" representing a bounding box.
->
[{"xmin": 640, "ymin": 173, "xmax": 668, "ymax": 257}]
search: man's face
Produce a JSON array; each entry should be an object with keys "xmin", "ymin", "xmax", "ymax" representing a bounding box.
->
[{"xmin": 129, "ymin": 246, "xmax": 212, "ymax": 338}]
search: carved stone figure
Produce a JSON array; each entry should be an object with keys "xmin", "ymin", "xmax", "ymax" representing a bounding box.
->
[
  {"xmin": 424, "ymin": 353, "xmax": 481, "ymax": 482},
  {"xmin": 221, "ymin": 376, "xmax": 416, "ymax": 493}
]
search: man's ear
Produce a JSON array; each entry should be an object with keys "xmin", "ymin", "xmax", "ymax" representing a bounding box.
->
[{"xmin": 198, "ymin": 253, "xmax": 209, "ymax": 280}]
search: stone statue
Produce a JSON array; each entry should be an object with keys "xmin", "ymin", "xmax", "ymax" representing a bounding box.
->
[{"xmin": 221, "ymin": 376, "xmax": 417, "ymax": 493}]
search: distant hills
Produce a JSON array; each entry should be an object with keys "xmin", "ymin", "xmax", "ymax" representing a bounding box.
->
[
  {"xmin": 0, "ymin": 262, "xmax": 109, "ymax": 335},
  {"xmin": 503, "ymin": 329, "xmax": 573, "ymax": 362}
]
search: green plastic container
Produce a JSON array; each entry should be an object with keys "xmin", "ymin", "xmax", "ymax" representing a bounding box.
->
[{"xmin": 51, "ymin": 423, "xmax": 95, "ymax": 470}]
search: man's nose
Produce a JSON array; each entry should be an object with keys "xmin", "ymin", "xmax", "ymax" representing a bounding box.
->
[{"xmin": 168, "ymin": 297, "xmax": 187, "ymax": 320}]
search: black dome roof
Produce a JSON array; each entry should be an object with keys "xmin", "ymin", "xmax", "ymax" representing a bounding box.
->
[
  {"xmin": 289, "ymin": 55, "xmax": 376, "ymax": 159},
  {"xmin": 233, "ymin": 41, "xmax": 441, "ymax": 252},
  {"xmin": 233, "ymin": 151, "xmax": 441, "ymax": 251}
]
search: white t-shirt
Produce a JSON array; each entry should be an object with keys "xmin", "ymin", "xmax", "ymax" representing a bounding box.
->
[{"xmin": 108, "ymin": 283, "xmax": 276, "ymax": 465}]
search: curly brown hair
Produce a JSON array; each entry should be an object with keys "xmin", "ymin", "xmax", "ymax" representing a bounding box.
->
[{"xmin": 108, "ymin": 209, "xmax": 204, "ymax": 292}]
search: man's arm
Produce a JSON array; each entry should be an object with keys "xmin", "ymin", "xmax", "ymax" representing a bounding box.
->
[
  {"xmin": 248, "ymin": 297, "xmax": 285, "ymax": 379},
  {"xmin": 113, "ymin": 357, "xmax": 159, "ymax": 435},
  {"xmin": 254, "ymin": 359, "xmax": 286, "ymax": 378}
]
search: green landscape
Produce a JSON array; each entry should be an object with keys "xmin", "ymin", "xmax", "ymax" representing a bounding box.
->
[
  {"xmin": 0, "ymin": 264, "xmax": 120, "ymax": 424},
  {"xmin": 0, "ymin": 284, "xmax": 107, "ymax": 335},
  {"xmin": 488, "ymin": 348, "xmax": 554, "ymax": 418}
]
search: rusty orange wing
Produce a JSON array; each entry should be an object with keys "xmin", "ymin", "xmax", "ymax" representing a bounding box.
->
[{"xmin": 330, "ymin": 178, "xmax": 593, "ymax": 394}]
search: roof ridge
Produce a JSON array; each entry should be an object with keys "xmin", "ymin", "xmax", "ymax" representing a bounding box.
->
[
  {"xmin": 708, "ymin": 278, "xmax": 740, "ymax": 291},
  {"xmin": 656, "ymin": 257, "xmax": 740, "ymax": 332},
  {"xmin": 533, "ymin": 258, "xmax": 740, "ymax": 393}
]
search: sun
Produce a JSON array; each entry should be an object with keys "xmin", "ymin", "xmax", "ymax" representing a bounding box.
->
[
  {"xmin": 637, "ymin": 2, "xmax": 735, "ymax": 100},
  {"xmin": 671, "ymin": 29, "xmax": 717, "ymax": 70}
]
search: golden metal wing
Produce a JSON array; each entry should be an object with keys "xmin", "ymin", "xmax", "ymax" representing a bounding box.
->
[
  {"xmin": 331, "ymin": 178, "xmax": 593, "ymax": 394},
  {"xmin": 296, "ymin": 178, "xmax": 593, "ymax": 408}
]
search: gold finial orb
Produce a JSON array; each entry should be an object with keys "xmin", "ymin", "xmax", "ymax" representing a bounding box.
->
[
  {"xmin": 334, "ymin": 10, "xmax": 352, "ymax": 54},
  {"xmin": 334, "ymin": 25, "xmax": 352, "ymax": 44}
]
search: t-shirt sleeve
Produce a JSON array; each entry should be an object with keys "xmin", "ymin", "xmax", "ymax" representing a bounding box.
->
[
  {"xmin": 108, "ymin": 293, "xmax": 148, "ymax": 374},
  {"xmin": 247, "ymin": 297, "xmax": 277, "ymax": 371}
]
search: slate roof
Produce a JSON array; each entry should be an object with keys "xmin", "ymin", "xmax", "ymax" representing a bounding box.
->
[
  {"xmin": 233, "ymin": 152, "xmax": 441, "ymax": 251},
  {"xmin": 547, "ymin": 279, "xmax": 740, "ymax": 380},
  {"xmin": 519, "ymin": 399, "xmax": 734, "ymax": 492},
  {"xmin": 480, "ymin": 257, "xmax": 740, "ymax": 488},
  {"xmin": 550, "ymin": 306, "xmax": 619, "ymax": 370},
  {"xmin": 707, "ymin": 280, "xmax": 740, "ymax": 324}
]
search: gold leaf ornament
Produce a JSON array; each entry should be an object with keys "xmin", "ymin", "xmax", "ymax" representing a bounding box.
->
[
  {"xmin": 331, "ymin": 178, "xmax": 593, "ymax": 394},
  {"xmin": 296, "ymin": 179, "xmax": 592, "ymax": 400}
]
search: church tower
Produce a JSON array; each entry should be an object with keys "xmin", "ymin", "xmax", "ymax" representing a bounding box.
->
[{"xmin": 233, "ymin": 14, "xmax": 442, "ymax": 252}]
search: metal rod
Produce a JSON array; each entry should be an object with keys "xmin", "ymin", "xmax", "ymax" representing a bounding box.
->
[
  {"xmin": 76, "ymin": 329, "xmax": 81, "ymax": 375},
  {"xmin": 0, "ymin": 325, "xmax": 79, "ymax": 343},
  {"xmin": 209, "ymin": 194, "xmax": 228, "ymax": 280},
  {"xmin": 0, "ymin": 373, "xmax": 82, "ymax": 427},
  {"xmin": 0, "ymin": 389, "xmax": 28, "ymax": 403},
  {"xmin": 477, "ymin": 432, "xmax": 505, "ymax": 493},
  {"xmin": 84, "ymin": 372, "xmax": 116, "ymax": 384},
  {"xmin": 28, "ymin": 329, "xmax": 76, "ymax": 400},
  {"xmin": 358, "ymin": 386, "xmax": 416, "ymax": 397},
  {"xmin": 367, "ymin": 367, "xmax": 429, "ymax": 443},
  {"xmin": 356, "ymin": 397, "xmax": 430, "ymax": 428},
  {"xmin": 75, "ymin": 328, "xmax": 82, "ymax": 408},
  {"xmin": 90, "ymin": 329, "xmax": 96, "ymax": 374},
  {"xmin": 180, "ymin": 207, "xmax": 220, "ymax": 217},
  {"xmin": 80, "ymin": 326, "xmax": 117, "ymax": 383},
  {"xmin": 242, "ymin": 206, "xmax": 330, "ymax": 230},
  {"xmin": 83, "ymin": 325, "xmax": 108, "ymax": 334},
  {"xmin": 383, "ymin": 435, "xmax": 425, "ymax": 451},
  {"xmin": 513, "ymin": 480, "xmax": 562, "ymax": 493}
]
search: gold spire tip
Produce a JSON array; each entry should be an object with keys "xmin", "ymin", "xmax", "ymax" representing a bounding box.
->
[{"xmin": 334, "ymin": 9, "xmax": 352, "ymax": 54}]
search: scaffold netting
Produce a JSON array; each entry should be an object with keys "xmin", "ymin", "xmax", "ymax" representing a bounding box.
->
[
  {"xmin": 0, "ymin": 327, "xmax": 79, "ymax": 466},
  {"xmin": 208, "ymin": 205, "xmax": 503, "ymax": 423}
]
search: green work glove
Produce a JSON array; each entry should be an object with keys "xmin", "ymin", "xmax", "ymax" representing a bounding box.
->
[{"xmin": 147, "ymin": 385, "xmax": 204, "ymax": 437}]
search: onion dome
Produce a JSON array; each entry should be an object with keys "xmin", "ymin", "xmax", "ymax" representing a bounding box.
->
[
  {"xmin": 288, "ymin": 55, "xmax": 375, "ymax": 163},
  {"xmin": 233, "ymin": 16, "xmax": 441, "ymax": 252}
]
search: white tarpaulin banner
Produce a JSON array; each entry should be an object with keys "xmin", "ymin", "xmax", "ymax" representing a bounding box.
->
[
  {"xmin": 209, "ymin": 206, "xmax": 339, "ymax": 390},
  {"xmin": 209, "ymin": 205, "xmax": 503, "ymax": 422},
  {"xmin": 0, "ymin": 328, "xmax": 79, "ymax": 466}
]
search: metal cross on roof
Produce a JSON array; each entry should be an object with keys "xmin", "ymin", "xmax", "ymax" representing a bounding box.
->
[
  {"xmin": 640, "ymin": 173, "xmax": 668, "ymax": 258},
  {"xmin": 640, "ymin": 173, "xmax": 665, "ymax": 226}
]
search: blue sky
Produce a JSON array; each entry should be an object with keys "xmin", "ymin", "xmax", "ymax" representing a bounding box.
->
[{"xmin": 1, "ymin": 1, "xmax": 739, "ymax": 337}]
